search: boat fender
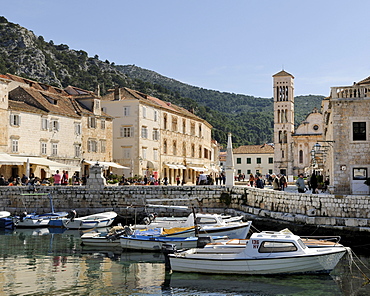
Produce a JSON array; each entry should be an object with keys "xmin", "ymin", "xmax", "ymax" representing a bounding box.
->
[
  {"xmin": 162, "ymin": 243, "xmax": 177, "ymax": 271},
  {"xmin": 143, "ymin": 216, "xmax": 151, "ymax": 225}
]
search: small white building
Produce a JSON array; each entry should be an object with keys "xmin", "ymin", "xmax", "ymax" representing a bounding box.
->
[{"xmin": 233, "ymin": 144, "xmax": 274, "ymax": 177}]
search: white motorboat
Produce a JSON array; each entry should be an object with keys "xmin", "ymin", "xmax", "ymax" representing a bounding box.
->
[
  {"xmin": 0, "ymin": 211, "xmax": 14, "ymax": 229},
  {"xmin": 135, "ymin": 212, "xmax": 251, "ymax": 239},
  {"xmin": 81, "ymin": 225, "xmax": 196, "ymax": 248},
  {"xmin": 168, "ymin": 231, "xmax": 349, "ymax": 275},
  {"xmin": 62, "ymin": 211, "xmax": 117, "ymax": 229}
]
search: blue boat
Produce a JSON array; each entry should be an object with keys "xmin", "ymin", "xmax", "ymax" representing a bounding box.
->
[{"xmin": 0, "ymin": 211, "xmax": 15, "ymax": 229}]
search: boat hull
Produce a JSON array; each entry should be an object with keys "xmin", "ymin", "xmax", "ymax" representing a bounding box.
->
[
  {"xmin": 62, "ymin": 212, "xmax": 117, "ymax": 229},
  {"xmin": 169, "ymin": 248, "xmax": 347, "ymax": 275},
  {"xmin": 120, "ymin": 236, "xmax": 199, "ymax": 251}
]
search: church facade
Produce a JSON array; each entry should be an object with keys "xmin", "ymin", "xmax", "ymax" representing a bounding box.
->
[{"xmin": 273, "ymin": 70, "xmax": 370, "ymax": 195}]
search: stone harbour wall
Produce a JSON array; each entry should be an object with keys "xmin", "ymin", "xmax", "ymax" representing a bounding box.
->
[{"xmin": 0, "ymin": 185, "xmax": 369, "ymax": 232}]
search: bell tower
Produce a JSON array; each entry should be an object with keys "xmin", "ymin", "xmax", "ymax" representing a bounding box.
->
[
  {"xmin": 272, "ymin": 70, "xmax": 295, "ymax": 178},
  {"xmin": 0, "ymin": 77, "xmax": 10, "ymax": 152}
]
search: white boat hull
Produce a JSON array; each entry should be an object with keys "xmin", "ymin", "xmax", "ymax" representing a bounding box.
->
[
  {"xmin": 169, "ymin": 248, "xmax": 348, "ymax": 275},
  {"xmin": 120, "ymin": 236, "xmax": 199, "ymax": 251},
  {"xmin": 198, "ymin": 222, "xmax": 250, "ymax": 239},
  {"xmin": 15, "ymin": 218, "xmax": 50, "ymax": 228},
  {"xmin": 62, "ymin": 211, "xmax": 117, "ymax": 229}
]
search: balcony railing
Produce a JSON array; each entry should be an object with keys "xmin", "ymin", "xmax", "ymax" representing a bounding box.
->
[{"xmin": 331, "ymin": 85, "xmax": 370, "ymax": 99}]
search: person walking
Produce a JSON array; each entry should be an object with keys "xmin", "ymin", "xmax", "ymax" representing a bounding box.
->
[
  {"xmin": 249, "ymin": 173, "xmax": 255, "ymax": 187},
  {"xmin": 271, "ymin": 173, "xmax": 280, "ymax": 190},
  {"xmin": 279, "ymin": 174, "xmax": 287, "ymax": 191},
  {"xmin": 295, "ymin": 173, "xmax": 305, "ymax": 193},
  {"xmin": 53, "ymin": 170, "xmax": 62, "ymax": 186},
  {"xmin": 310, "ymin": 172, "xmax": 318, "ymax": 194}
]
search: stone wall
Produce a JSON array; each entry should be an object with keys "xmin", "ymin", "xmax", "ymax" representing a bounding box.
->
[{"xmin": 0, "ymin": 185, "xmax": 369, "ymax": 231}]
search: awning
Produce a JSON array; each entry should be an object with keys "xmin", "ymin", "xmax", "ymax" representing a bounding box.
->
[
  {"xmin": 13, "ymin": 156, "xmax": 81, "ymax": 172},
  {"xmin": 188, "ymin": 166, "xmax": 206, "ymax": 172},
  {"xmin": 164, "ymin": 163, "xmax": 179, "ymax": 169},
  {"xmin": 84, "ymin": 160, "xmax": 129, "ymax": 169},
  {"xmin": 176, "ymin": 164, "xmax": 187, "ymax": 169},
  {"xmin": 0, "ymin": 153, "xmax": 24, "ymax": 165}
]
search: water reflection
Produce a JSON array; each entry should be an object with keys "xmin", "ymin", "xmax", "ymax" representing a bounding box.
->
[{"xmin": 0, "ymin": 229, "xmax": 369, "ymax": 295}]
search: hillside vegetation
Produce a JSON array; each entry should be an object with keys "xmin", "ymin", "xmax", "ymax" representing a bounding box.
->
[{"xmin": 0, "ymin": 16, "xmax": 324, "ymax": 147}]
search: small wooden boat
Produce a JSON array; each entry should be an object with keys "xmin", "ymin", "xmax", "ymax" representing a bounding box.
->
[
  {"xmin": 62, "ymin": 211, "xmax": 117, "ymax": 229},
  {"xmin": 81, "ymin": 226, "xmax": 196, "ymax": 248},
  {"xmin": 168, "ymin": 231, "xmax": 349, "ymax": 275}
]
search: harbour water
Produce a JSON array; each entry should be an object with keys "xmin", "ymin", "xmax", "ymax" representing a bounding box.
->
[{"xmin": 0, "ymin": 229, "xmax": 369, "ymax": 296}]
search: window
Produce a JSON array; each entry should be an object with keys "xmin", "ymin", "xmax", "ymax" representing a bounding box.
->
[
  {"xmin": 75, "ymin": 123, "xmax": 81, "ymax": 135},
  {"xmin": 164, "ymin": 114, "xmax": 168, "ymax": 130},
  {"xmin": 182, "ymin": 120, "xmax": 186, "ymax": 134},
  {"xmin": 101, "ymin": 119, "xmax": 106, "ymax": 129},
  {"xmin": 172, "ymin": 116, "xmax": 178, "ymax": 132},
  {"xmin": 10, "ymin": 114, "xmax": 20, "ymax": 126},
  {"xmin": 199, "ymin": 124, "xmax": 202, "ymax": 137},
  {"xmin": 259, "ymin": 241, "xmax": 297, "ymax": 253},
  {"xmin": 353, "ymin": 122, "xmax": 366, "ymax": 141},
  {"xmin": 256, "ymin": 158, "xmax": 261, "ymax": 164},
  {"xmin": 152, "ymin": 129, "xmax": 159, "ymax": 141},
  {"xmin": 123, "ymin": 106, "xmax": 130, "ymax": 116},
  {"xmin": 88, "ymin": 117, "xmax": 97, "ymax": 128},
  {"xmin": 204, "ymin": 148, "xmax": 208, "ymax": 159},
  {"xmin": 353, "ymin": 168, "xmax": 367, "ymax": 180},
  {"xmin": 247, "ymin": 169, "xmax": 251, "ymax": 174},
  {"xmin": 120, "ymin": 126, "xmax": 133, "ymax": 137},
  {"xmin": 142, "ymin": 147, "xmax": 147, "ymax": 159},
  {"xmin": 269, "ymin": 169, "xmax": 273, "ymax": 174},
  {"xmin": 52, "ymin": 143, "xmax": 58, "ymax": 156},
  {"xmin": 247, "ymin": 158, "xmax": 251, "ymax": 164},
  {"xmin": 299, "ymin": 150, "xmax": 303, "ymax": 164},
  {"xmin": 88, "ymin": 139, "xmax": 98, "ymax": 152},
  {"xmin": 191, "ymin": 144, "xmax": 195, "ymax": 157},
  {"xmin": 142, "ymin": 106, "xmax": 147, "ymax": 118},
  {"xmin": 141, "ymin": 126, "xmax": 148, "ymax": 139},
  {"xmin": 100, "ymin": 140, "xmax": 106, "ymax": 153},
  {"xmin": 154, "ymin": 110, "xmax": 158, "ymax": 122},
  {"xmin": 173, "ymin": 140, "xmax": 177, "ymax": 155},
  {"xmin": 191, "ymin": 122, "xmax": 195, "ymax": 135},
  {"xmin": 74, "ymin": 144, "xmax": 81, "ymax": 157},
  {"xmin": 41, "ymin": 142, "xmax": 47, "ymax": 155},
  {"xmin": 164, "ymin": 139, "xmax": 167, "ymax": 154},
  {"xmin": 199, "ymin": 146, "xmax": 202, "ymax": 158},
  {"xmin": 41, "ymin": 118, "xmax": 49, "ymax": 130},
  {"xmin": 182, "ymin": 142, "xmax": 186, "ymax": 156},
  {"xmin": 237, "ymin": 170, "xmax": 241, "ymax": 174},
  {"xmin": 282, "ymin": 150, "xmax": 285, "ymax": 158},
  {"xmin": 153, "ymin": 149, "xmax": 158, "ymax": 161},
  {"xmin": 236, "ymin": 158, "xmax": 241, "ymax": 164},
  {"xmin": 268, "ymin": 157, "xmax": 273, "ymax": 164},
  {"xmin": 51, "ymin": 120, "xmax": 59, "ymax": 131},
  {"xmin": 12, "ymin": 139, "xmax": 18, "ymax": 153},
  {"xmin": 123, "ymin": 148, "xmax": 131, "ymax": 159}
]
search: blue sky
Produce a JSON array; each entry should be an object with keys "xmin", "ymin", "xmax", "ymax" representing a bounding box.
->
[{"xmin": 2, "ymin": 0, "xmax": 370, "ymax": 98}]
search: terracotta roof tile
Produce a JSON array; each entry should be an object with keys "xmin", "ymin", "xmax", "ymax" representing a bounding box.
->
[{"xmin": 233, "ymin": 144, "xmax": 274, "ymax": 154}]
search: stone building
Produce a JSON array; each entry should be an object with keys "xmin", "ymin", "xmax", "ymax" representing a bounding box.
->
[
  {"xmin": 233, "ymin": 144, "xmax": 274, "ymax": 177},
  {"xmin": 0, "ymin": 74, "xmax": 115, "ymax": 180},
  {"xmin": 322, "ymin": 76, "xmax": 370, "ymax": 195},
  {"xmin": 101, "ymin": 87, "xmax": 219, "ymax": 184}
]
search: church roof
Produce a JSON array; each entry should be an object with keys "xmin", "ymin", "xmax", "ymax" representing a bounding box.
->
[
  {"xmin": 356, "ymin": 75, "xmax": 370, "ymax": 85},
  {"xmin": 272, "ymin": 70, "xmax": 294, "ymax": 78}
]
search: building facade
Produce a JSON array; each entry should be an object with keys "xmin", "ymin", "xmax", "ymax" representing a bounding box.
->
[
  {"xmin": 233, "ymin": 144, "xmax": 274, "ymax": 177},
  {"xmin": 101, "ymin": 87, "xmax": 219, "ymax": 184}
]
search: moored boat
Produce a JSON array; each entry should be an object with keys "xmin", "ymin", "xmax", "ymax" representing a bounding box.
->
[
  {"xmin": 0, "ymin": 211, "xmax": 14, "ymax": 229},
  {"xmin": 168, "ymin": 231, "xmax": 349, "ymax": 275},
  {"xmin": 62, "ymin": 211, "xmax": 117, "ymax": 229}
]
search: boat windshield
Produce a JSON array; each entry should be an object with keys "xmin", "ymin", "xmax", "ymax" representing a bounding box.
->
[
  {"xmin": 259, "ymin": 241, "xmax": 298, "ymax": 253},
  {"xmin": 297, "ymin": 238, "xmax": 307, "ymax": 249}
]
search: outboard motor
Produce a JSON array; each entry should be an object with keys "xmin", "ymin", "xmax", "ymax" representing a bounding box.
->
[
  {"xmin": 68, "ymin": 210, "xmax": 77, "ymax": 222},
  {"xmin": 197, "ymin": 236, "xmax": 212, "ymax": 248},
  {"xmin": 20, "ymin": 211, "xmax": 27, "ymax": 222},
  {"xmin": 162, "ymin": 243, "xmax": 177, "ymax": 271}
]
